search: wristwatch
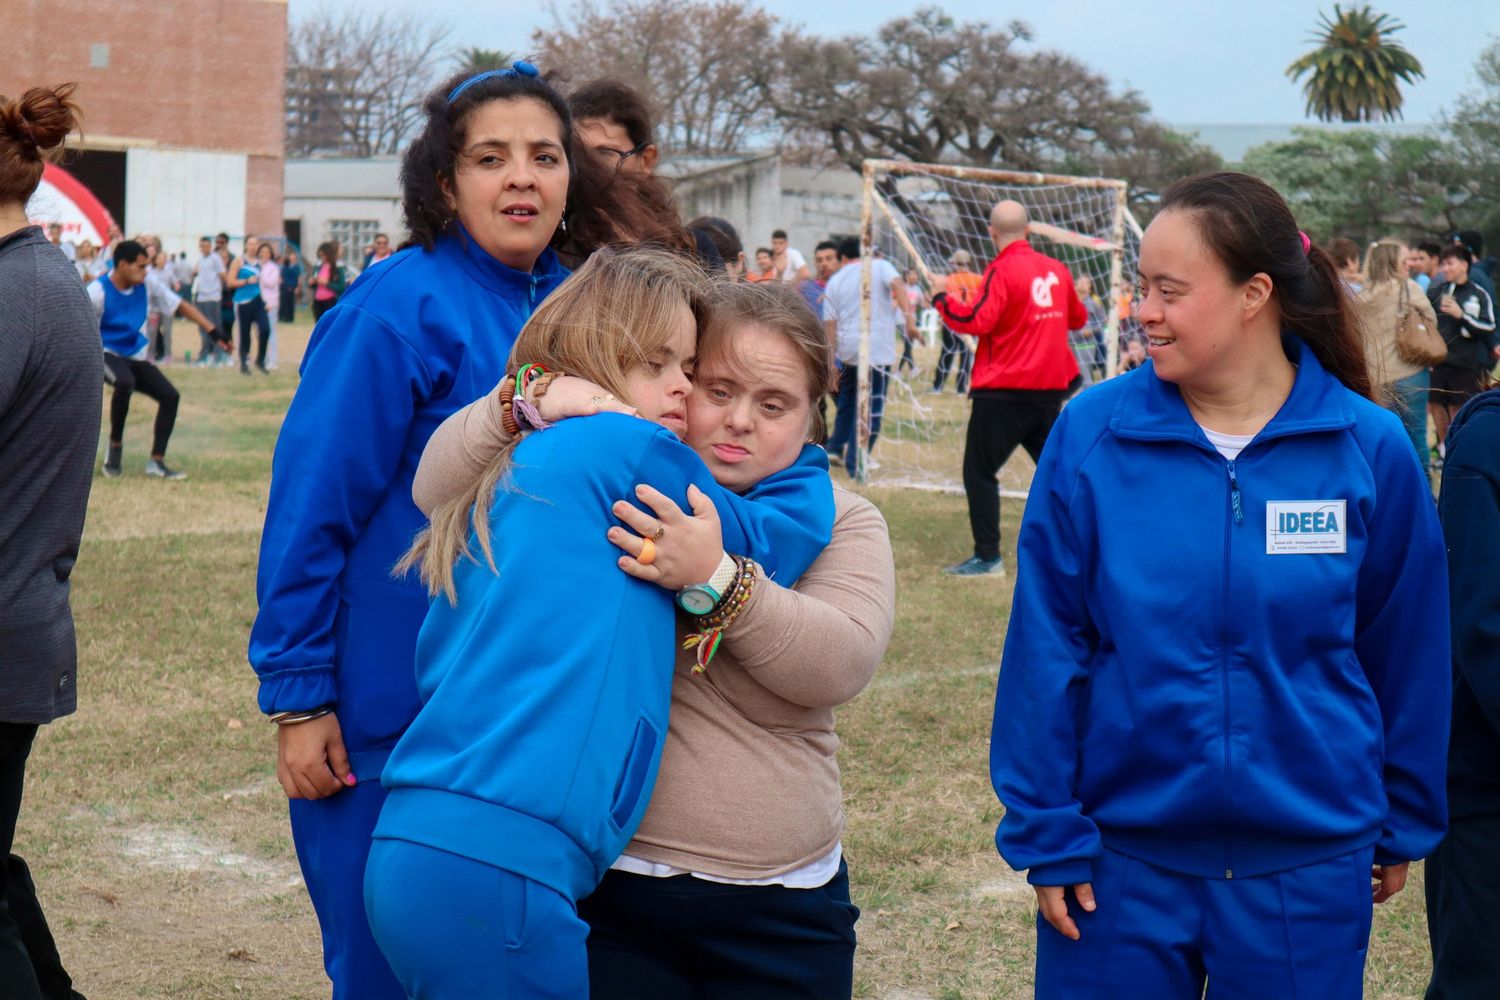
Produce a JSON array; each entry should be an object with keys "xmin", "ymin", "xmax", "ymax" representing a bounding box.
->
[{"xmin": 676, "ymin": 552, "xmax": 738, "ymax": 615}]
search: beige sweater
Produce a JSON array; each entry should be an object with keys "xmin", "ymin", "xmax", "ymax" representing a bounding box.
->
[
  {"xmin": 413, "ymin": 393, "xmax": 897, "ymax": 877},
  {"xmin": 1353, "ymin": 278, "xmax": 1437, "ymax": 386}
]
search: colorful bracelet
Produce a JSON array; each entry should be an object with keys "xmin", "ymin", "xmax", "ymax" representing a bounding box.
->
[
  {"xmin": 682, "ymin": 557, "xmax": 759, "ymax": 673},
  {"xmin": 498, "ymin": 378, "xmax": 520, "ymax": 437}
]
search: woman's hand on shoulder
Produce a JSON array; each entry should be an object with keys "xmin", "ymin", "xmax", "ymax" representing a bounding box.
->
[
  {"xmin": 608, "ymin": 483, "xmax": 723, "ymax": 590},
  {"xmin": 535, "ymin": 375, "xmax": 637, "ymax": 424}
]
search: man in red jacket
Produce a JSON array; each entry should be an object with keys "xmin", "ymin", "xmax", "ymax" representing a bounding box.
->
[{"xmin": 933, "ymin": 200, "xmax": 1087, "ymax": 576}]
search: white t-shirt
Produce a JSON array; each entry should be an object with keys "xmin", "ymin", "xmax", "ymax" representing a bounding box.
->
[
  {"xmin": 88, "ymin": 273, "xmax": 182, "ymax": 359},
  {"xmin": 1199, "ymin": 425, "xmax": 1256, "ymax": 461},
  {"xmin": 777, "ymin": 246, "xmax": 806, "ymax": 282},
  {"xmin": 611, "ymin": 841, "xmax": 843, "ymax": 890},
  {"xmin": 193, "ymin": 252, "xmax": 226, "ymax": 300},
  {"xmin": 823, "ymin": 258, "xmax": 903, "ymax": 366}
]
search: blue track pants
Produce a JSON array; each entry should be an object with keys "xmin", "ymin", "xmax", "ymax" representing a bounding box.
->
[
  {"xmin": 364, "ymin": 838, "xmax": 589, "ymax": 1000},
  {"xmin": 288, "ymin": 775, "xmax": 404, "ymax": 999},
  {"xmin": 1036, "ymin": 846, "xmax": 1374, "ymax": 1000}
]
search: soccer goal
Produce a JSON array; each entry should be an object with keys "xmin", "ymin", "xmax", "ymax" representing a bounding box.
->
[{"xmin": 848, "ymin": 159, "xmax": 1141, "ymax": 493}]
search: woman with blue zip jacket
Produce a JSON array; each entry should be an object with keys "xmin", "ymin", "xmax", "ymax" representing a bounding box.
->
[
  {"xmin": 248, "ymin": 63, "xmax": 677, "ymax": 1000},
  {"xmin": 990, "ymin": 172, "xmax": 1450, "ymax": 1000}
]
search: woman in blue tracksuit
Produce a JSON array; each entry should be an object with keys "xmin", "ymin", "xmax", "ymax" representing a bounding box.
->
[
  {"xmin": 990, "ymin": 173, "xmax": 1450, "ymax": 999},
  {"xmin": 362, "ymin": 246, "xmax": 834, "ymax": 998},
  {"xmin": 249, "ymin": 63, "xmax": 643, "ymax": 999}
]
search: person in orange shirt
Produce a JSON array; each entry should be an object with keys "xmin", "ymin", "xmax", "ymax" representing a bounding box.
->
[
  {"xmin": 931, "ymin": 250, "xmax": 981, "ymax": 393},
  {"xmin": 745, "ymin": 247, "xmax": 777, "ymax": 283}
]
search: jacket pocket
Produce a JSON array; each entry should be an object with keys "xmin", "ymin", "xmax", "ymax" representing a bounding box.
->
[{"xmin": 608, "ymin": 718, "xmax": 659, "ymax": 829}]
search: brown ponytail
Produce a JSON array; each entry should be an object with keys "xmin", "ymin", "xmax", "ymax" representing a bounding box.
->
[
  {"xmin": 0, "ymin": 83, "xmax": 82, "ymax": 205},
  {"xmin": 1159, "ymin": 172, "xmax": 1372, "ymax": 399}
]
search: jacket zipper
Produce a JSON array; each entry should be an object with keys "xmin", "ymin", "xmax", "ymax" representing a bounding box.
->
[
  {"xmin": 1221, "ymin": 459, "xmax": 1240, "ymax": 879},
  {"xmin": 528, "ymin": 274, "xmax": 539, "ymax": 312}
]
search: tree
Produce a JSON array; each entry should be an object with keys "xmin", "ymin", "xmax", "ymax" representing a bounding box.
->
[
  {"xmin": 1242, "ymin": 128, "xmax": 1462, "ymax": 243},
  {"xmin": 534, "ymin": 0, "xmax": 785, "ymax": 154},
  {"xmin": 767, "ymin": 8, "xmax": 1218, "ymax": 214},
  {"xmin": 1446, "ymin": 39, "xmax": 1500, "ymax": 248},
  {"xmin": 1285, "ymin": 5, "xmax": 1424, "ymax": 123},
  {"xmin": 286, "ymin": 6, "xmax": 452, "ymax": 157},
  {"xmin": 455, "ymin": 48, "xmax": 513, "ymax": 75}
]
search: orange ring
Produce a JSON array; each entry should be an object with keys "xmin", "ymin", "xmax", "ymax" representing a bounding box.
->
[{"xmin": 638, "ymin": 537, "xmax": 657, "ymax": 566}]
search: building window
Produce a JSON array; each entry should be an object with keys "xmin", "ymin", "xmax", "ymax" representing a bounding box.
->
[{"xmin": 326, "ymin": 220, "xmax": 381, "ymax": 262}]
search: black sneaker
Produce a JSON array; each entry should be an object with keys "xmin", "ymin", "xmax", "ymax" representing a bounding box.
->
[
  {"xmin": 240, "ymin": 361, "xmax": 252, "ymax": 376},
  {"xmin": 102, "ymin": 462, "xmax": 122, "ymax": 478},
  {"xmin": 103, "ymin": 444, "xmax": 122, "ymax": 478},
  {"xmin": 145, "ymin": 459, "xmax": 187, "ymax": 480},
  {"xmin": 255, "ymin": 361, "xmax": 269, "ymax": 375}
]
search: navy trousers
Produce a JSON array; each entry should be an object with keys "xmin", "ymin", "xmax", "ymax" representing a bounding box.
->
[
  {"xmin": 825, "ymin": 365, "xmax": 889, "ymax": 476},
  {"xmin": 1425, "ymin": 812, "xmax": 1500, "ymax": 999},
  {"xmin": 1036, "ymin": 847, "xmax": 1374, "ymax": 1000},
  {"xmin": 364, "ymin": 838, "xmax": 589, "ymax": 999},
  {"xmin": 289, "ymin": 778, "xmax": 404, "ymax": 999},
  {"xmin": 580, "ymin": 860, "xmax": 859, "ymax": 999}
]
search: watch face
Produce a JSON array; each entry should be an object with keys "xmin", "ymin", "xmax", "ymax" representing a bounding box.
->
[{"xmin": 678, "ymin": 587, "xmax": 718, "ymax": 615}]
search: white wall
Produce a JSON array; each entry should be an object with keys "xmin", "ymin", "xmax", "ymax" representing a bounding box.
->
[
  {"xmin": 125, "ymin": 148, "xmax": 246, "ymax": 255},
  {"xmin": 283, "ymin": 195, "xmax": 404, "ymax": 260}
]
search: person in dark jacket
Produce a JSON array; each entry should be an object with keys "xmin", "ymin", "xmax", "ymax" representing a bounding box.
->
[
  {"xmin": 991, "ymin": 173, "xmax": 1449, "ymax": 999},
  {"xmin": 1427, "ymin": 384, "xmax": 1500, "ymax": 1000},
  {"xmin": 1428, "ymin": 244, "xmax": 1497, "ymax": 451},
  {"xmin": 0, "ymin": 82, "xmax": 97, "ymax": 1000}
]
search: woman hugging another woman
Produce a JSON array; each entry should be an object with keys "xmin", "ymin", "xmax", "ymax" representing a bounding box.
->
[{"xmin": 385, "ymin": 262, "xmax": 896, "ymax": 999}]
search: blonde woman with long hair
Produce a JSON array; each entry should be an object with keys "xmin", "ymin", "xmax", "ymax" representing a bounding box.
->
[
  {"xmin": 363, "ymin": 246, "xmax": 835, "ymax": 998},
  {"xmin": 1355, "ymin": 239, "xmax": 1439, "ymax": 469}
]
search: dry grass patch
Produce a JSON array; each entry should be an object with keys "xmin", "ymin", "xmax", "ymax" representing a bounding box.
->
[{"xmin": 11, "ymin": 324, "xmax": 1436, "ymax": 998}]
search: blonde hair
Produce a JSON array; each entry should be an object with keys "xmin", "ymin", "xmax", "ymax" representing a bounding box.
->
[
  {"xmin": 398, "ymin": 245, "xmax": 711, "ymax": 602},
  {"xmin": 1364, "ymin": 239, "xmax": 1407, "ymax": 287}
]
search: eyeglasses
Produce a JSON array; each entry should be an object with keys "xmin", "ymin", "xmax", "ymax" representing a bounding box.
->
[{"xmin": 594, "ymin": 140, "xmax": 650, "ymax": 166}]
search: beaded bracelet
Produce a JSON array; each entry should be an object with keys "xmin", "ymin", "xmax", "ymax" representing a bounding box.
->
[
  {"xmin": 514, "ymin": 370, "xmax": 564, "ymax": 432},
  {"xmin": 682, "ymin": 557, "xmax": 758, "ymax": 673},
  {"xmin": 498, "ymin": 378, "xmax": 520, "ymax": 436}
]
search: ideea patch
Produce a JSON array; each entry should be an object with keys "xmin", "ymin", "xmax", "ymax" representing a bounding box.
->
[{"xmin": 1265, "ymin": 500, "xmax": 1347, "ymax": 554}]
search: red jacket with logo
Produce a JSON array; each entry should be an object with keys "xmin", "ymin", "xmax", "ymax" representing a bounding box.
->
[{"xmin": 934, "ymin": 240, "xmax": 1087, "ymax": 392}]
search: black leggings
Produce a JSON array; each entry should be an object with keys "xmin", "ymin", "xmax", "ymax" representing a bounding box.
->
[
  {"xmin": 103, "ymin": 353, "xmax": 179, "ymax": 457},
  {"xmin": 311, "ymin": 296, "xmax": 336, "ymax": 323},
  {"xmin": 236, "ymin": 298, "xmax": 270, "ymax": 366},
  {"xmin": 933, "ymin": 327, "xmax": 972, "ymax": 392}
]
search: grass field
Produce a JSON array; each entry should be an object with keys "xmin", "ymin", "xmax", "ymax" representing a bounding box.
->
[{"xmin": 17, "ymin": 317, "xmax": 1436, "ymax": 998}]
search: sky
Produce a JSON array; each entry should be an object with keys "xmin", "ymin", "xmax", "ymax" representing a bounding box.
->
[{"xmin": 304, "ymin": 0, "xmax": 1500, "ymax": 126}]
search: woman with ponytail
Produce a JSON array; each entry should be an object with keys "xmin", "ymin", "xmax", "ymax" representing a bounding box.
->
[
  {"xmin": 0, "ymin": 82, "xmax": 96, "ymax": 1000},
  {"xmin": 988, "ymin": 172, "xmax": 1449, "ymax": 998}
]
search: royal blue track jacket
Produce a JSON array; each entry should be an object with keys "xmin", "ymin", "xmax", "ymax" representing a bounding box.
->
[
  {"xmin": 992, "ymin": 337, "xmax": 1450, "ymax": 885},
  {"xmin": 375, "ymin": 414, "xmax": 835, "ymax": 901},
  {"xmin": 249, "ymin": 229, "xmax": 568, "ymax": 776}
]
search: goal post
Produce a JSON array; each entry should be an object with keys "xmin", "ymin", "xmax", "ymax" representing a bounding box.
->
[{"xmin": 852, "ymin": 159, "xmax": 1140, "ymax": 494}]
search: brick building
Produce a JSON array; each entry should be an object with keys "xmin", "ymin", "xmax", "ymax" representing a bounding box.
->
[{"xmin": 0, "ymin": 0, "xmax": 287, "ymax": 253}]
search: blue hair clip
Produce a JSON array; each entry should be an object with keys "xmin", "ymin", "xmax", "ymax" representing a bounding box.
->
[{"xmin": 447, "ymin": 61, "xmax": 540, "ymax": 104}]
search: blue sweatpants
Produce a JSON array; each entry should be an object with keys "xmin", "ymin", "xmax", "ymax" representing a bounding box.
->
[
  {"xmin": 1036, "ymin": 846, "xmax": 1375, "ymax": 1000},
  {"xmin": 364, "ymin": 838, "xmax": 589, "ymax": 999},
  {"xmin": 289, "ymin": 775, "xmax": 404, "ymax": 999}
]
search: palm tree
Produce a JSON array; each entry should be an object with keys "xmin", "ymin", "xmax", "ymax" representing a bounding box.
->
[
  {"xmin": 455, "ymin": 47, "xmax": 512, "ymax": 75},
  {"xmin": 1286, "ymin": 5, "xmax": 1424, "ymax": 122}
]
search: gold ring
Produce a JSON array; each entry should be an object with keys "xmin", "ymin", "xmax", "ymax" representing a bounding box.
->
[
  {"xmin": 638, "ymin": 537, "xmax": 657, "ymax": 566},
  {"xmin": 651, "ymin": 520, "xmax": 666, "ymax": 542}
]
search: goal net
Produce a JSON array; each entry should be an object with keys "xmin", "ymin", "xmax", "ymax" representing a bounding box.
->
[{"xmin": 848, "ymin": 159, "xmax": 1140, "ymax": 493}]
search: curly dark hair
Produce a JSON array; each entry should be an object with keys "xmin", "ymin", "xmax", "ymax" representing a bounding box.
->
[
  {"xmin": 400, "ymin": 67, "xmax": 691, "ymax": 261},
  {"xmin": 569, "ymin": 78, "xmax": 657, "ymax": 148}
]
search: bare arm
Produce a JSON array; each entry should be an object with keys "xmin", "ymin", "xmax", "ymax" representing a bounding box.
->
[{"xmin": 174, "ymin": 298, "xmax": 217, "ymax": 332}]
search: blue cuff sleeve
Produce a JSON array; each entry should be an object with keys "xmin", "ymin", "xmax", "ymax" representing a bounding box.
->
[{"xmin": 1025, "ymin": 859, "xmax": 1097, "ymax": 887}]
